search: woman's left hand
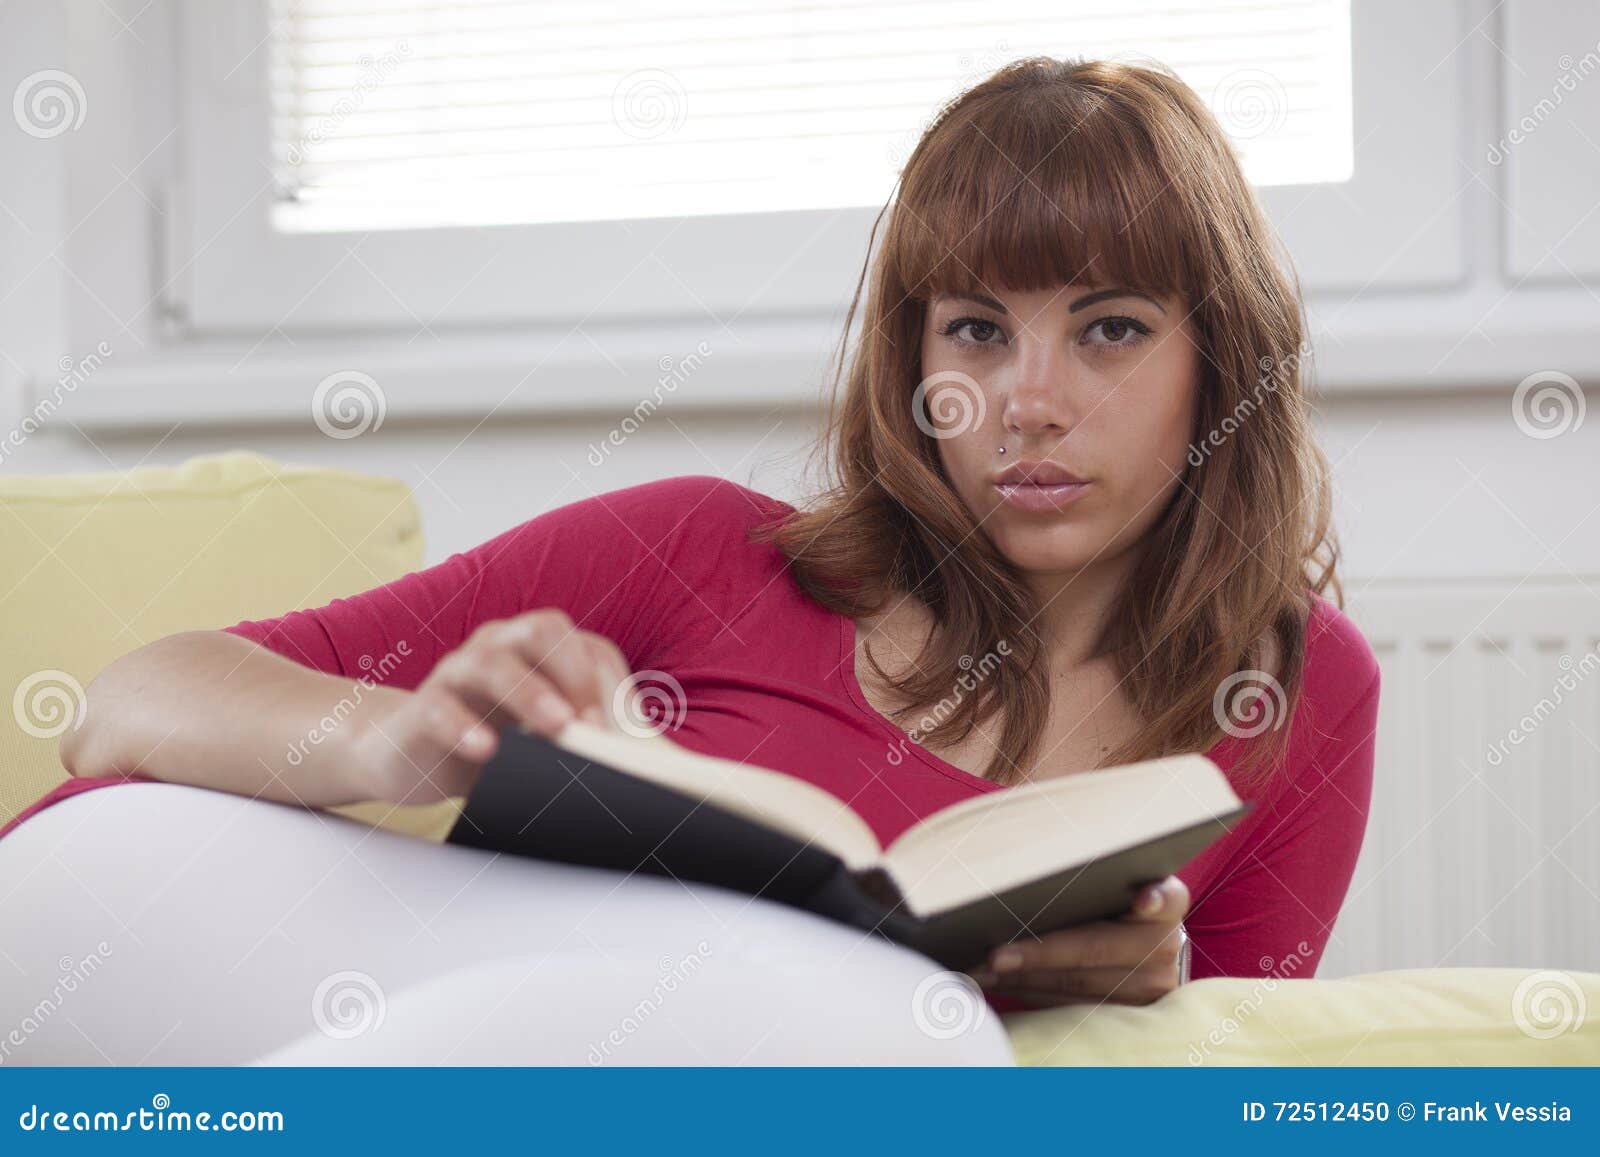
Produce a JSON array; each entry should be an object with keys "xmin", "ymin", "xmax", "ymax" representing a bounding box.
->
[{"xmin": 969, "ymin": 876, "xmax": 1189, "ymax": 1007}]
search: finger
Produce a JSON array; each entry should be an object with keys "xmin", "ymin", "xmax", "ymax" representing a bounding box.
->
[
  {"xmin": 374, "ymin": 691, "xmax": 501, "ymax": 804},
  {"xmin": 437, "ymin": 645, "xmax": 572, "ymax": 734},
  {"xmin": 1121, "ymin": 875, "xmax": 1191, "ymax": 925},
  {"xmin": 512, "ymin": 614, "xmax": 613, "ymax": 720},
  {"xmin": 577, "ymin": 633, "xmax": 631, "ymax": 727},
  {"xmin": 980, "ymin": 961, "xmax": 1179, "ymax": 1006},
  {"xmin": 986, "ymin": 918, "xmax": 1178, "ymax": 973}
]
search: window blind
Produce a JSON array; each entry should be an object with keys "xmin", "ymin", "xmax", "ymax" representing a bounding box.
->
[{"xmin": 268, "ymin": 0, "xmax": 1352, "ymax": 232}]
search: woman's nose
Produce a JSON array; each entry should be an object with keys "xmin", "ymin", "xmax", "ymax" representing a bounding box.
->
[{"xmin": 999, "ymin": 352, "xmax": 1080, "ymax": 437}]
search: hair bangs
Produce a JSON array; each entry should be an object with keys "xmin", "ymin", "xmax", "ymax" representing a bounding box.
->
[{"xmin": 890, "ymin": 73, "xmax": 1201, "ymax": 306}]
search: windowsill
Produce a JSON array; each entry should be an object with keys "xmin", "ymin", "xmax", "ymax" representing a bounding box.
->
[{"xmin": 40, "ymin": 290, "xmax": 1599, "ymax": 432}]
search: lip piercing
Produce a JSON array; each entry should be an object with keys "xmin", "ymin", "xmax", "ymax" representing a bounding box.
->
[{"xmin": 997, "ymin": 446, "xmax": 1007, "ymax": 455}]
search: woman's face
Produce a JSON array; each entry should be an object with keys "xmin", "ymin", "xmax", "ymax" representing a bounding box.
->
[{"xmin": 919, "ymin": 283, "xmax": 1201, "ymax": 580}]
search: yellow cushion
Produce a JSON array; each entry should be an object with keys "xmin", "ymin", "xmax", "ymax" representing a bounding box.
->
[
  {"xmin": 0, "ymin": 451, "xmax": 425, "ymax": 827},
  {"xmin": 1005, "ymin": 967, "xmax": 1600, "ymax": 1065}
]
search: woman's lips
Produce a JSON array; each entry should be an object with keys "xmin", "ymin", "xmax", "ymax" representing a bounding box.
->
[
  {"xmin": 994, "ymin": 480, "xmax": 1091, "ymax": 511},
  {"xmin": 992, "ymin": 460, "xmax": 1091, "ymax": 512}
]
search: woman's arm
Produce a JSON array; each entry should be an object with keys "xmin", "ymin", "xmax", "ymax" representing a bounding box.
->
[
  {"xmin": 60, "ymin": 630, "xmax": 408, "ymax": 806},
  {"xmin": 60, "ymin": 611, "xmax": 631, "ymax": 807},
  {"xmin": 1184, "ymin": 672, "xmax": 1380, "ymax": 980}
]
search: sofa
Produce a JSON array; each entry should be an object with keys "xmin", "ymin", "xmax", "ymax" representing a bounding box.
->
[{"xmin": 1, "ymin": 452, "xmax": 1594, "ymax": 1065}]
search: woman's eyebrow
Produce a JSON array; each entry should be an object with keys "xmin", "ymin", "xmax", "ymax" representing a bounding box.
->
[
  {"xmin": 1068, "ymin": 287, "xmax": 1168, "ymax": 315},
  {"xmin": 936, "ymin": 291, "xmax": 1009, "ymax": 314}
]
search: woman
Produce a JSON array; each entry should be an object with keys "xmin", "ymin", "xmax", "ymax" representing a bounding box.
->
[{"xmin": 25, "ymin": 58, "xmax": 1378, "ymax": 1010}]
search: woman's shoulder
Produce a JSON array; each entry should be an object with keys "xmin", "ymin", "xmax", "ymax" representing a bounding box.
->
[
  {"xmin": 554, "ymin": 474, "xmax": 799, "ymax": 593},
  {"xmin": 1299, "ymin": 593, "xmax": 1381, "ymax": 734},
  {"xmin": 574, "ymin": 474, "xmax": 794, "ymax": 533}
]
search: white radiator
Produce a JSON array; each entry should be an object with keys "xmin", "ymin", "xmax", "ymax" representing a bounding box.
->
[{"xmin": 1319, "ymin": 579, "xmax": 1600, "ymax": 977}]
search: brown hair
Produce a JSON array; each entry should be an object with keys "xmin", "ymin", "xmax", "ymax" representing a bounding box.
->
[{"xmin": 766, "ymin": 57, "xmax": 1338, "ymax": 785}]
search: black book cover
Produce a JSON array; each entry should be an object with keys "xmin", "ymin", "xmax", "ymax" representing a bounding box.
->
[{"xmin": 446, "ymin": 726, "xmax": 1247, "ymax": 970}]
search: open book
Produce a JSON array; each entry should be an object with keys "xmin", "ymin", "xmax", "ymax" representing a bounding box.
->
[{"xmin": 447, "ymin": 722, "xmax": 1249, "ymax": 969}]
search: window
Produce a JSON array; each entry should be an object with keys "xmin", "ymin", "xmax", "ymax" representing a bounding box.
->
[
  {"xmin": 268, "ymin": 0, "xmax": 1353, "ymax": 233},
  {"xmin": 174, "ymin": 0, "xmax": 1455, "ymax": 338}
]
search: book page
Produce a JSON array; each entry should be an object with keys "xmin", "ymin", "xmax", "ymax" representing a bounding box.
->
[
  {"xmin": 553, "ymin": 721, "xmax": 884, "ymax": 869},
  {"xmin": 879, "ymin": 755, "xmax": 1240, "ymax": 914}
]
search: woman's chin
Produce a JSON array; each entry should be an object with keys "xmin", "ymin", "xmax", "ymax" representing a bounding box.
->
[{"xmin": 987, "ymin": 529, "xmax": 1113, "ymax": 579}]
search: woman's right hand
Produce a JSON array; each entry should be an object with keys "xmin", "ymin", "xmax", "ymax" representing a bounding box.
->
[{"xmin": 352, "ymin": 609, "xmax": 633, "ymax": 804}]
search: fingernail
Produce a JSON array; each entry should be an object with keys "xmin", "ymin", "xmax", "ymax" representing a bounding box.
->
[
  {"xmin": 991, "ymin": 946, "xmax": 1022, "ymax": 971},
  {"xmin": 1136, "ymin": 886, "xmax": 1165, "ymax": 916},
  {"xmin": 540, "ymin": 696, "xmax": 574, "ymax": 727}
]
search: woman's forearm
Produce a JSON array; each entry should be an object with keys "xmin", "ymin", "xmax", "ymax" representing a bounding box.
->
[{"xmin": 59, "ymin": 630, "xmax": 405, "ymax": 807}]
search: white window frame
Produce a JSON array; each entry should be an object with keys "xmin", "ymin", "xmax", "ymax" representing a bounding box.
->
[{"xmin": 170, "ymin": 0, "xmax": 1461, "ymax": 337}]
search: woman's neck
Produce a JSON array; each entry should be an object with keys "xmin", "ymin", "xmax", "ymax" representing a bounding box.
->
[{"xmin": 1021, "ymin": 554, "xmax": 1136, "ymax": 670}]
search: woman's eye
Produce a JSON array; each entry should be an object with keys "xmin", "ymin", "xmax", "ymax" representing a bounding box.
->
[
  {"xmin": 940, "ymin": 317, "xmax": 1004, "ymax": 346},
  {"xmin": 1083, "ymin": 316, "xmax": 1153, "ymax": 347}
]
